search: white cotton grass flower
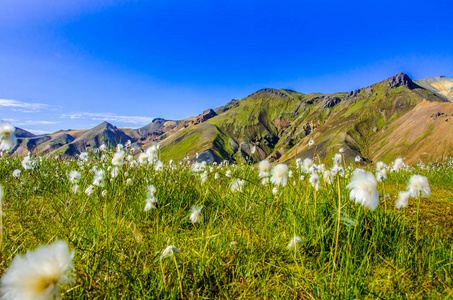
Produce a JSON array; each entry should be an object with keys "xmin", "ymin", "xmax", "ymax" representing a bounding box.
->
[
  {"xmin": 214, "ymin": 173, "xmax": 219, "ymax": 179},
  {"xmin": 396, "ymin": 191, "xmax": 410, "ymax": 209},
  {"xmin": 12, "ymin": 169, "xmax": 21, "ymax": 178},
  {"xmin": 270, "ymin": 164, "xmax": 288, "ymax": 187},
  {"xmin": 376, "ymin": 161, "xmax": 387, "ymax": 172},
  {"xmin": 146, "ymin": 145, "xmax": 158, "ymax": 163},
  {"xmin": 160, "ymin": 245, "xmax": 178, "ymax": 259},
  {"xmin": 112, "ymin": 151, "xmax": 125, "ymax": 166},
  {"xmin": 272, "ymin": 187, "xmax": 278, "ymax": 195},
  {"xmin": 0, "ymin": 122, "xmax": 17, "ymax": 151},
  {"xmin": 190, "ymin": 206, "xmax": 203, "ymax": 223},
  {"xmin": 138, "ymin": 153, "xmax": 149, "ymax": 164},
  {"xmin": 101, "ymin": 190, "xmax": 107, "ymax": 198},
  {"xmin": 72, "ymin": 185, "xmax": 80, "ymax": 194},
  {"xmin": 68, "ymin": 171, "xmax": 81, "ymax": 184},
  {"xmin": 258, "ymin": 160, "xmax": 271, "ymax": 178},
  {"xmin": 116, "ymin": 144, "xmax": 124, "ymax": 152},
  {"xmin": 154, "ymin": 160, "xmax": 164, "ymax": 171},
  {"xmin": 392, "ymin": 158, "xmax": 405, "ymax": 172},
  {"xmin": 93, "ymin": 174, "xmax": 104, "ymax": 187},
  {"xmin": 376, "ymin": 169, "xmax": 387, "ymax": 182},
  {"xmin": 287, "ymin": 236, "xmax": 302, "ymax": 250},
  {"xmin": 98, "ymin": 144, "xmax": 106, "ymax": 151},
  {"xmin": 301, "ymin": 158, "xmax": 313, "ymax": 173},
  {"xmin": 355, "ymin": 155, "xmax": 362, "ymax": 163},
  {"xmin": 111, "ymin": 167, "xmax": 119, "ymax": 178},
  {"xmin": 85, "ymin": 185, "xmax": 95, "ymax": 196},
  {"xmin": 309, "ymin": 173, "xmax": 320, "ymax": 191},
  {"xmin": 333, "ymin": 153, "xmax": 342, "ymax": 165},
  {"xmin": 230, "ymin": 179, "xmax": 244, "ymax": 192},
  {"xmin": 1, "ymin": 240, "xmax": 74, "ymax": 300},
  {"xmin": 323, "ymin": 170, "xmax": 333, "ymax": 184},
  {"xmin": 346, "ymin": 171, "xmax": 379, "ymax": 211},
  {"xmin": 225, "ymin": 170, "xmax": 232, "ymax": 177},
  {"xmin": 200, "ymin": 171, "xmax": 208, "ymax": 184},
  {"xmin": 21, "ymin": 156, "xmax": 33, "ymax": 170},
  {"xmin": 79, "ymin": 152, "xmax": 89, "ymax": 161},
  {"xmin": 407, "ymin": 175, "xmax": 430, "ymax": 198},
  {"xmin": 331, "ymin": 164, "xmax": 344, "ymax": 177},
  {"xmin": 261, "ymin": 177, "xmax": 270, "ymax": 185},
  {"xmin": 339, "ymin": 148, "xmax": 344, "ymax": 153},
  {"xmin": 126, "ymin": 178, "xmax": 133, "ymax": 186},
  {"xmin": 308, "ymin": 139, "xmax": 315, "ymax": 146},
  {"xmin": 147, "ymin": 185, "xmax": 156, "ymax": 197},
  {"xmin": 144, "ymin": 197, "xmax": 158, "ymax": 211}
]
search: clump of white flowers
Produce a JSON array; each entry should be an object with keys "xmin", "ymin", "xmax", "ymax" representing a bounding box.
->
[
  {"xmin": 0, "ymin": 122, "xmax": 17, "ymax": 151},
  {"xmin": 190, "ymin": 206, "xmax": 203, "ymax": 223},
  {"xmin": 287, "ymin": 236, "xmax": 302, "ymax": 250},
  {"xmin": 68, "ymin": 171, "xmax": 81, "ymax": 184},
  {"xmin": 346, "ymin": 171, "xmax": 379, "ymax": 211},
  {"xmin": 407, "ymin": 175, "xmax": 430, "ymax": 198},
  {"xmin": 258, "ymin": 160, "xmax": 271, "ymax": 178},
  {"xmin": 1, "ymin": 240, "xmax": 74, "ymax": 300},
  {"xmin": 230, "ymin": 179, "xmax": 244, "ymax": 193},
  {"xmin": 160, "ymin": 245, "xmax": 178, "ymax": 259},
  {"xmin": 270, "ymin": 164, "xmax": 288, "ymax": 187},
  {"xmin": 309, "ymin": 173, "xmax": 320, "ymax": 191},
  {"xmin": 396, "ymin": 191, "xmax": 410, "ymax": 209}
]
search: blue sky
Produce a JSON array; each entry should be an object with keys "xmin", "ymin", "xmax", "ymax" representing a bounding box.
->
[{"xmin": 1, "ymin": 0, "xmax": 452, "ymax": 134}]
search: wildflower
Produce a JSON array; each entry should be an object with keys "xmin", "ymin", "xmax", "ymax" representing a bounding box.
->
[
  {"xmin": 144, "ymin": 197, "xmax": 158, "ymax": 211},
  {"xmin": 301, "ymin": 158, "xmax": 313, "ymax": 173},
  {"xmin": 287, "ymin": 236, "xmax": 302, "ymax": 250},
  {"xmin": 12, "ymin": 169, "xmax": 21, "ymax": 178},
  {"xmin": 270, "ymin": 164, "xmax": 288, "ymax": 187},
  {"xmin": 72, "ymin": 185, "xmax": 80, "ymax": 194},
  {"xmin": 230, "ymin": 179, "xmax": 244, "ymax": 192},
  {"xmin": 407, "ymin": 175, "xmax": 430, "ymax": 198},
  {"xmin": 147, "ymin": 185, "xmax": 156, "ymax": 197},
  {"xmin": 93, "ymin": 174, "xmax": 104, "ymax": 187},
  {"xmin": 79, "ymin": 152, "xmax": 89, "ymax": 162},
  {"xmin": 99, "ymin": 144, "xmax": 106, "ymax": 151},
  {"xmin": 376, "ymin": 169, "xmax": 387, "ymax": 182},
  {"xmin": 323, "ymin": 170, "xmax": 333, "ymax": 184},
  {"xmin": 318, "ymin": 164, "xmax": 325, "ymax": 173},
  {"xmin": 331, "ymin": 164, "xmax": 344, "ymax": 177},
  {"xmin": 258, "ymin": 160, "xmax": 271, "ymax": 178},
  {"xmin": 225, "ymin": 170, "xmax": 232, "ymax": 177},
  {"xmin": 85, "ymin": 185, "xmax": 95, "ymax": 196},
  {"xmin": 21, "ymin": 156, "xmax": 33, "ymax": 170},
  {"xmin": 309, "ymin": 173, "xmax": 320, "ymax": 191},
  {"xmin": 190, "ymin": 206, "xmax": 203, "ymax": 223},
  {"xmin": 160, "ymin": 245, "xmax": 178, "ymax": 259},
  {"xmin": 214, "ymin": 173, "xmax": 219, "ymax": 179},
  {"xmin": 116, "ymin": 144, "xmax": 124, "ymax": 151},
  {"xmin": 138, "ymin": 153, "xmax": 149, "ymax": 164},
  {"xmin": 68, "ymin": 171, "xmax": 81, "ymax": 184},
  {"xmin": 101, "ymin": 190, "xmax": 107, "ymax": 197},
  {"xmin": 376, "ymin": 161, "xmax": 386, "ymax": 172},
  {"xmin": 333, "ymin": 153, "xmax": 342, "ymax": 165},
  {"xmin": 272, "ymin": 187, "xmax": 278, "ymax": 195},
  {"xmin": 295, "ymin": 158, "xmax": 302, "ymax": 167},
  {"xmin": 112, "ymin": 151, "xmax": 125, "ymax": 166},
  {"xmin": 339, "ymin": 148, "xmax": 344, "ymax": 153},
  {"xmin": 154, "ymin": 160, "xmax": 164, "ymax": 171},
  {"xmin": 392, "ymin": 158, "xmax": 405, "ymax": 172},
  {"xmin": 146, "ymin": 145, "xmax": 158, "ymax": 163},
  {"xmin": 396, "ymin": 191, "xmax": 410, "ymax": 209},
  {"xmin": 300, "ymin": 175, "xmax": 305, "ymax": 181},
  {"xmin": 0, "ymin": 122, "xmax": 17, "ymax": 151},
  {"xmin": 200, "ymin": 172, "xmax": 208, "ymax": 184},
  {"xmin": 111, "ymin": 167, "xmax": 119, "ymax": 178},
  {"xmin": 308, "ymin": 139, "xmax": 315, "ymax": 146},
  {"xmin": 346, "ymin": 171, "xmax": 379, "ymax": 211},
  {"xmin": 1, "ymin": 240, "xmax": 74, "ymax": 300},
  {"xmin": 355, "ymin": 155, "xmax": 362, "ymax": 163},
  {"xmin": 126, "ymin": 178, "xmax": 133, "ymax": 186}
]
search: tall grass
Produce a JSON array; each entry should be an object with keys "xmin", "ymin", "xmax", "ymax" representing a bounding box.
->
[{"xmin": 0, "ymin": 151, "xmax": 452, "ymax": 299}]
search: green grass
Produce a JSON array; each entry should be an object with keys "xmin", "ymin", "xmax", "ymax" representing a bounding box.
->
[{"xmin": 0, "ymin": 152, "xmax": 452, "ymax": 299}]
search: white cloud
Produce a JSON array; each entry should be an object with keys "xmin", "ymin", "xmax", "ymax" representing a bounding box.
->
[
  {"xmin": 61, "ymin": 112, "xmax": 154, "ymax": 125},
  {"xmin": 15, "ymin": 120, "xmax": 58, "ymax": 125},
  {"xmin": 21, "ymin": 128, "xmax": 51, "ymax": 135},
  {"xmin": 0, "ymin": 99, "xmax": 48, "ymax": 112}
]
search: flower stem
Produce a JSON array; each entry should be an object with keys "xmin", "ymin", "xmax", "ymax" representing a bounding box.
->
[{"xmin": 330, "ymin": 175, "xmax": 341, "ymax": 290}]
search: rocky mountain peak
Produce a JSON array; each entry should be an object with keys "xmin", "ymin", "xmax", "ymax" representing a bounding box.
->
[{"xmin": 386, "ymin": 72, "xmax": 413, "ymax": 89}]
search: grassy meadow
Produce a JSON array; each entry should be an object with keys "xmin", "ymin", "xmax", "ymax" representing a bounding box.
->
[{"xmin": 0, "ymin": 147, "xmax": 452, "ymax": 299}]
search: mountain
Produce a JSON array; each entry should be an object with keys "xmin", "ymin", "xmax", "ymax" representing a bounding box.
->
[
  {"xmin": 415, "ymin": 76, "xmax": 453, "ymax": 101},
  {"xmin": 9, "ymin": 73, "xmax": 453, "ymax": 164}
]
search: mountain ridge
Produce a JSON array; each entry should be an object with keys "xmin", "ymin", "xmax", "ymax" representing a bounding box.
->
[{"xmin": 9, "ymin": 73, "xmax": 453, "ymax": 164}]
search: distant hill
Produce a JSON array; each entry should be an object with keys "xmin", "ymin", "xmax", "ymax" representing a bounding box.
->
[{"xmin": 8, "ymin": 73, "xmax": 453, "ymax": 164}]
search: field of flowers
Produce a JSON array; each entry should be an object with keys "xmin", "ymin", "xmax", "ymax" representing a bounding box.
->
[{"xmin": 0, "ymin": 143, "xmax": 452, "ymax": 299}]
